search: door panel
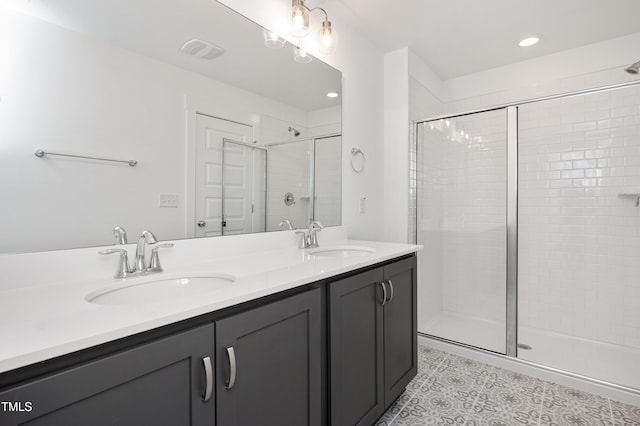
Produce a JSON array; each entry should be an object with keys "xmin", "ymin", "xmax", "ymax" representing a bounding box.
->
[
  {"xmin": 195, "ymin": 114, "xmax": 252, "ymax": 237},
  {"xmin": 223, "ymin": 140, "xmax": 254, "ymax": 235},
  {"xmin": 216, "ymin": 288, "xmax": 322, "ymax": 426},
  {"xmin": 383, "ymin": 257, "xmax": 418, "ymax": 407},
  {"xmin": 329, "ymin": 268, "xmax": 385, "ymax": 426}
]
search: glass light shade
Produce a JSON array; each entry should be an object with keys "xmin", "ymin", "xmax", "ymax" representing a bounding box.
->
[
  {"xmin": 290, "ymin": 2, "xmax": 310, "ymax": 37},
  {"xmin": 293, "ymin": 46, "xmax": 312, "ymax": 63},
  {"xmin": 318, "ymin": 20, "xmax": 337, "ymax": 54},
  {"xmin": 262, "ymin": 28, "xmax": 285, "ymax": 48}
]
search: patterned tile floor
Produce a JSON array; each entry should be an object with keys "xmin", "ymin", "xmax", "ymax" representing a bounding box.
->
[{"xmin": 376, "ymin": 346, "xmax": 640, "ymax": 426}]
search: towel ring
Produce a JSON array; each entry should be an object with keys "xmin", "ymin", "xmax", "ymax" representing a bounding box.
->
[{"xmin": 350, "ymin": 148, "xmax": 366, "ymax": 173}]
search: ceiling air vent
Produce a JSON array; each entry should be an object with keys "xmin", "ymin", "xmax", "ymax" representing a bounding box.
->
[{"xmin": 181, "ymin": 39, "xmax": 224, "ymax": 60}]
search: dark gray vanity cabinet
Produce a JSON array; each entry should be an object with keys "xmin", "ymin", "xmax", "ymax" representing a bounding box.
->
[
  {"xmin": 215, "ymin": 287, "xmax": 323, "ymax": 426},
  {"xmin": 328, "ymin": 256, "xmax": 417, "ymax": 425},
  {"xmin": 382, "ymin": 257, "xmax": 418, "ymax": 408},
  {"xmin": 0, "ymin": 324, "xmax": 215, "ymax": 426}
]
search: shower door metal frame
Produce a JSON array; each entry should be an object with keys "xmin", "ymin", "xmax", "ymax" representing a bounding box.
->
[
  {"xmin": 413, "ymin": 79, "xmax": 640, "ymax": 391},
  {"xmin": 413, "ymin": 106, "xmax": 514, "ymax": 356},
  {"xmin": 505, "ymin": 106, "xmax": 518, "ymax": 358}
]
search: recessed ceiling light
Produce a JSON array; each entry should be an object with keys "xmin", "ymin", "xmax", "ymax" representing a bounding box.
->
[
  {"xmin": 327, "ymin": 92, "xmax": 338, "ymax": 98},
  {"xmin": 518, "ymin": 36, "xmax": 540, "ymax": 47}
]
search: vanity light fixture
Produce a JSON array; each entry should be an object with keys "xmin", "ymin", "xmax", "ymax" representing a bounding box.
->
[
  {"xmin": 290, "ymin": 0, "xmax": 337, "ymax": 54},
  {"xmin": 293, "ymin": 46, "xmax": 313, "ymax": 63},
  {"xmin": 518, "ymin": 35, "xmax": 540, "ymax": 47},
  {"xmin": 262, "ymin": 28, "xmax": 286, "ymax": 48}
]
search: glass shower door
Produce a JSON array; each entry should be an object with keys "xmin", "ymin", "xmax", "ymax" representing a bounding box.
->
[{"xmin": 416, "ymin": 109, "xmax": 508, "ymax": 353}]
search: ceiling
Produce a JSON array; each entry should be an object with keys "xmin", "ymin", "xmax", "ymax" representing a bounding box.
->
[
  {"xmin": 3, "ymin": 0, "xmax": 342, "ymax": 112},
  {"xmin": 330, "ymin": 0, "xmax": 640, "ymax": 80}
]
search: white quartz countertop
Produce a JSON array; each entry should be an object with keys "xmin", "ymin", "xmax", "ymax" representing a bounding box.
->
[{"xmin": 0, "ymin": 235, "xmax": 420, "ymax": 374}]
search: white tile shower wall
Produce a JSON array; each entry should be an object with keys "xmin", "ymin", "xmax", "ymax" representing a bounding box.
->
[
  {"xmin": 266, "ymin": 141, "xmax": 312, "ymax": 231},
  {"xmin": 418, "ymin": 110, "xmax": 507, "ymax": 326},
  {"xmin": 518, "ymin": 85, "xmax": 640, "ymax": 349}
]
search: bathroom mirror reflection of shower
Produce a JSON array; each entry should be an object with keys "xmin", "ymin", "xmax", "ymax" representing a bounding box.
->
[
  {"xmin": 265, "ymin": 135, "xmax": 342, "ymax": 232},
  {"xmin": 194, "ymin": 114, "xmax": 341, "ymax": 237},
  {"xmin": 0, "ymin": 0, "xmax": 342, "ymax": 254}
]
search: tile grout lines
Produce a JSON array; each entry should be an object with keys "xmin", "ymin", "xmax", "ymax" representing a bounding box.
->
[
  {"xmin": 537, "ymin": 381, "xmax": 547, "ymax": 426},
  {"xmin": 462, "ymin": 365, "xmax": 492, "ymax": 424},
  {"xmin": 386, "ymin": 353, "xmax": 453, "ymax": 425}
]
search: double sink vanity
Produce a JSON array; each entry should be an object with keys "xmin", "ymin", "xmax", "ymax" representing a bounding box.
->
[{"xmin": 0, "ymin": 226, "xmax": 420, "ymax": 425}]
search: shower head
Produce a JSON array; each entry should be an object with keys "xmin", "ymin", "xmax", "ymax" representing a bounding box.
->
[
  {"xmin": 625, "ymin": 60, "xmax": 640, "ymax": 75},
  {"xmin": 288, "ymin": 126, "xmax": 300, "ymax": 137}
]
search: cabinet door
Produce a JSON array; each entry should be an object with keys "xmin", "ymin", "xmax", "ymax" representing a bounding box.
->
[
  {"xmin": 383, "ymin": 256, "xmax": 418, "ymax": 407},
  {"xmin": 0, "ymin": 324, "xmax": 215, "ymax": 426},
  {"xmin": 329, "ymin": 267, "xmax": 385, "ymax": 426},
  {"xmin": 216, "ymin": 288, "xmax": 322, "ymax": 426}
]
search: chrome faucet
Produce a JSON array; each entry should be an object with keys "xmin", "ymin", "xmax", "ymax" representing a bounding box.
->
[
  {"xmin": 134, "ymin": 230, "xmax": 158, "ymax": 272},
  {"xmin": 100, "ymin": 230, "xmax": 173, "ymax": 278},
  {"xmin": 295, "ymin": 221, "xmax": 324, "ymax": 249},
  {"xmin": 279, "ymin": 219, "xmax": 295, "ymax": 230}
]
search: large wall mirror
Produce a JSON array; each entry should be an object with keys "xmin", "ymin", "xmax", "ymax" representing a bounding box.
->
[{"xmin": 0, "ymin": 0, "xmax": 342, "ymax": 254}]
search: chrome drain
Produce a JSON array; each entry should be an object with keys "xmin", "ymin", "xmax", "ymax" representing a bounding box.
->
[{"xmin": 517, "ymin": 343, "xmax": 533, "ymax": 350}]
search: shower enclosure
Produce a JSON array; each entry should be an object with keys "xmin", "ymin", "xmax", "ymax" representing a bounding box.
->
[
  {"xmin": 265, "ymin": 135, "xmax": 342, "ymax": 231},
  {"xmin": 416, "ymin": 82, "xmax": 640, "ymax": 391}
]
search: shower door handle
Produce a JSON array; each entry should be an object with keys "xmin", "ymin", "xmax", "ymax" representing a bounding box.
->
[{"xmin": 379, "ymin": 281, "xmax": 388, "ymax": 306}]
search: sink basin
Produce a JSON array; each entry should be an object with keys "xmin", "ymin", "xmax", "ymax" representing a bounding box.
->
[
  {"xmin": 86, "ymin": 274, "xmax": 235, "ymax": 305},
  {"xmin": 307, "ymin": 246, "xmax": 375, "ymax": 258}
]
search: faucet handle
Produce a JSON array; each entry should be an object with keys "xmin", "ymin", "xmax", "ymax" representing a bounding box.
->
[
  {"xmin": 148, "ymin": 243, "xmax": 174, "ymax": 272},
  {"xmin": 113, "ymin": 226, "xmax": 128, "ymax": 244},
  {"xmin": 294, "ymin": 230, "xmax": 308, "ymax": 249},
  {"xmin": 99, "ymin": 248, "xmax": 132, "ymax": 279}
]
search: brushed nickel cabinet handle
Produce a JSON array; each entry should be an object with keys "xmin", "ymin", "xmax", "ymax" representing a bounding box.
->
[
  {"xmin": 379, "ymin": 281, "xmax": 388, "ymax": 306},
  {"xmin": 225, "ymin": 347, "xmax": 237, "ymax": 390},
  {"xmin": 202, "ymin": 356, "xmax": 213, "ymax": 402},
  {"xmin": 387, "ymin": 279, "xmax": 395, "ymax": 303}
]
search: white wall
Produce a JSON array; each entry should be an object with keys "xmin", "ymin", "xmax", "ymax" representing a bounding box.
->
[
  {"xmin": 314, "ymin": 135, "xmax": 342, "ymax": 227},
  {"xmin": 383, "ymin": 48, "xmax": 410, "ymax": 243},
  {"xmin": 218, "ymin": 0, "xmax": 385, "ymax": 241}
]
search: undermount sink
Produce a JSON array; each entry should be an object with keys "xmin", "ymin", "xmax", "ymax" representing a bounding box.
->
[
  {"xmin": 307, "ymin": 246, "xmax": 375, "ymax": 258},
  {"xmin": 86, "ymin": 274, "xmax": 235, "ymax": 305}
]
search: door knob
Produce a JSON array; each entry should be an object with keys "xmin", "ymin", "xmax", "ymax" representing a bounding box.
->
[{"xmin": 197, "ymin": 220, "xmax": 206, "ymax": 228}]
